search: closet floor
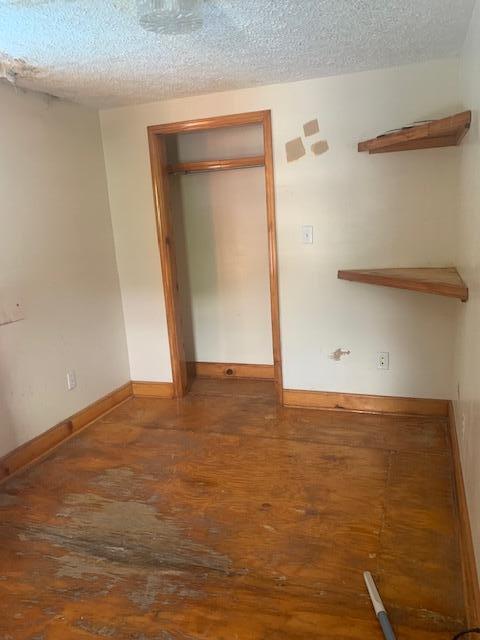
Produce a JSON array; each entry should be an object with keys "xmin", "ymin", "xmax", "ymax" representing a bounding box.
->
[{"xmin": 0, "ymin": 379, "xmax": 466, "ymax": 639}]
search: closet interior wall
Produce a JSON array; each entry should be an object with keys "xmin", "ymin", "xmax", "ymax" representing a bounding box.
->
[{"xmin": 166, "ymin": 124, "xmax": 274, "ymax": 375}]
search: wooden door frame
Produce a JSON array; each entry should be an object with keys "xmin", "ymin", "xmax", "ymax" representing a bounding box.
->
[{"xmin": 147, "ymin": 110, "xmax": 283, "ymax": 402}]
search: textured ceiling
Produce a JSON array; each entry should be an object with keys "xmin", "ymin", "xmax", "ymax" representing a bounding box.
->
[{"xmin": 0, "ymin": 0, "xmax": 475, "ymax": 108}]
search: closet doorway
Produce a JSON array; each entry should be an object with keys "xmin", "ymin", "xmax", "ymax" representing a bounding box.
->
[{"xmin": 147, "ymin": 110, "xmax": 282, "ymax": 402}]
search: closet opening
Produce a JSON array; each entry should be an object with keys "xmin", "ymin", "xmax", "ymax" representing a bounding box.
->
[{"xmin": 147, "ymin": 111, "xmax": 283, "ymax": 402}]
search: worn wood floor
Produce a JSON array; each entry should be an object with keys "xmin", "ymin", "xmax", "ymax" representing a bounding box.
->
[{"xmin": 0, "ymin": 379, "xmax": 465, "ymax": 639}]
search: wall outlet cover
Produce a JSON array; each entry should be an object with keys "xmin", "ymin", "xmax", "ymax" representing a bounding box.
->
[{"xmin": 377, "ymin": 352, "xmax": 390, "ymax": 370}]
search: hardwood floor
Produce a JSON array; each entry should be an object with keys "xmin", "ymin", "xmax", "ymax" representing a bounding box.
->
[{"xmin": 0, "ymin": 379, "xmax": 466, "ymax": 639}]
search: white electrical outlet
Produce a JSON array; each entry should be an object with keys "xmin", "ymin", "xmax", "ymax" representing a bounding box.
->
[
  {"xmin": 66, "ymin": 370, "xmax": 77, "ymax": 391},
  {"xmin": 301, "ymin": 225, "xmax": 313, "ymax": 244},
  {"xmin": 377, "ymin": 352, "xmax": 389, "ymax": 370}
]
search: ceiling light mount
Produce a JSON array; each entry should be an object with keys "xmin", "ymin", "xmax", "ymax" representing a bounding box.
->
[{"xmin": 136, "ymin": 0, "xmax": 203, "ymax": 35}]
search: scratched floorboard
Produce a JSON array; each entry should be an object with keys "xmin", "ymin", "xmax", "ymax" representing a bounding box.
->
[{"xmin": 0, "ymin": 379, "xmax": 465, "ymax": 639}]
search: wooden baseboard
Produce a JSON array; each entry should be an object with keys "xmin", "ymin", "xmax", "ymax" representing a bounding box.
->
[
  {"xmin": 0, "ymin": 382, "xmax": 132, "ymax": 482},
  {"xmin": 189, "ymin": 362, "xmax": 274, "ymax": 380},
  {"xmin": 283, "ymin": 389, "xmax": 449, "ymax": 417},
  {"xmin": 70, "ymin": 382, "xmax": 133, "ymax": 430},
  {"xmin": 131, "ymin": 381, "xmax": 174, "ymax": 398},
  {"xmin": 448, "ymin": 402, "xmax": 480, "ymax": 626}
]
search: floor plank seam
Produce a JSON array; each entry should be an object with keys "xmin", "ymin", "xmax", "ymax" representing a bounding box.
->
[
  {"xmin": 376, "ymin": 450, "xmax": 394, "ymax": 578},
  {"xmin": 96, "ymin": 418, "xmax": 451, "ymax": 457}
]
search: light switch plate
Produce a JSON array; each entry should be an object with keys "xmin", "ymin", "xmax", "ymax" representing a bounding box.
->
[
  {"xmin": 66, "ymin": 370, "xmax": 77, "ymax": 391},
  {"xmin": 302, "ymin": 225, "xmax": 313, "ymax": 244}
]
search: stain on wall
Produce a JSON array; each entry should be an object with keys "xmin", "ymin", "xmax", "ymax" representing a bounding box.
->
[{"xmin": 330, "ymin": 348, "xmax": 351, "ymax": 361}]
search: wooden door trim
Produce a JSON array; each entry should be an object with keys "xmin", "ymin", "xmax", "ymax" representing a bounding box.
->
[
  {"xmin": 147, "ymin": 131, "xmax": 187, "ymax": 397},
  {"xmin": 147, "ymin": 110, "xmax": 283, "ymax": 401},
  {"xmin": 262, "ymin": 110, "xmax": 283, "ymax": 402},
  {"xmin": 148, "ymin": 110, "xmax": 269, "ymax": 135}
]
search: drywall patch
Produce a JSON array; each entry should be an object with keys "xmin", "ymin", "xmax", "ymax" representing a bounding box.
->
[
  {"xmin": 286, "ymin": 119, "xmax": 329, "ymax": 163},
  {"xmin": 311, "ymin": 140, "xmax": 330, "ymax": 156},
  {"xmin": 330, "ymin": 348, "xmax": 351, "ymax": 361},
  {"xmin": 285, "ymin": 137, "xmax": 306, "ymax": 162},
  {"xmin": 303, "ymin": 119, "xmax": 320, "ymax": 137}
]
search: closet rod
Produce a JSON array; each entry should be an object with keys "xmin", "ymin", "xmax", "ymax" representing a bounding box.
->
[{"xmin": 167, "ymin": 155, "xmax": 265, "ymax": 175}]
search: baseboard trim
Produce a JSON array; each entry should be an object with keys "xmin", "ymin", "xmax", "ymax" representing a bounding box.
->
[
  {"xmin": 132, "ymin": 381, "xmax": 174, "ymax": 398},
  {"xmin": 188, "ymin": 361, "xmax": 274, "ymax": 380},
  {"xmin": 283, "ymin": 389, "xmax": 449, "ymax": 417},
  {"xmin": 0, "ymin": 382, "xmax": 132, "ymax": 483},
  {"xmin": 448, "ymin": 402, "xmax": 480, "ymax": 626}
]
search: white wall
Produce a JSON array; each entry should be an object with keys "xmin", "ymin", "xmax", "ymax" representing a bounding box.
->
[
  {"xmin": 169, "ymin": 125, "xmax": 273, "ymax": 364},
  {"xmin": 101, "ymin": 58, "xmax": 461, "ymax": 397},
  {"xmin": 0, "ymin": 83, "xmax": 129, "ymax": 457},
  {"xmin": 455, "ymin": 0, "xmax": 480, "ymax": 577}
]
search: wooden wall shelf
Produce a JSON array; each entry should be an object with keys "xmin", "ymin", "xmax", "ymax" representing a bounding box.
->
[
  {"xmin": 338, "ymin": 267, "xmax": 468, "ymax": 301},
  {"xmin": 358, "ymin": 111, "xmax": 471, "ymax": 154},
  {"xmin": 167, "ymin": 155, "xmax": 265, "ymax": 174}
]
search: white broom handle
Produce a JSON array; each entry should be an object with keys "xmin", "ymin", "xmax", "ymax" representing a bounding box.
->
[{"xmin": 364, "ymin": 572, "xmax": 397, "ymax": 640}]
